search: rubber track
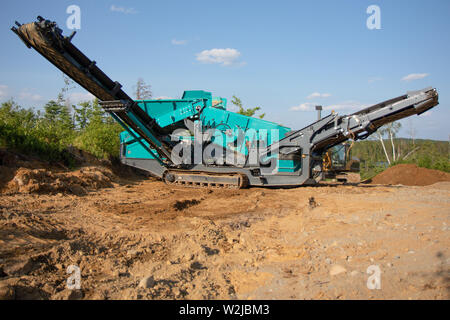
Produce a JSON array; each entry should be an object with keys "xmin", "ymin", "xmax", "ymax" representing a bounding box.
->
[{"xmin": 165, "ymin": 171, "xmax": 248, "ymax": 189}]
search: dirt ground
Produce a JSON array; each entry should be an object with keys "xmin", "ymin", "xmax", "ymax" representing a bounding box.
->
[{"xmin": 0, "ymin": 162, "xmax": 449, "ymax": 300}]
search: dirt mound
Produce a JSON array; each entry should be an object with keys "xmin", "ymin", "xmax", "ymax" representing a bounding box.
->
[
  {"xmin": 369, "ymin": 164, "xmax": 450, "ymax": 186},
  {"xmin": 1, "ymin": 167, "xmax": 115, "ymax": 195},
  {"xmin": 0, "ymin": 147, "xmax": 151, "ymax": 195}
]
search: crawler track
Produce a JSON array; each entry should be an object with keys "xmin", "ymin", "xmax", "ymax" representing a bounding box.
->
[{"xmin": 164, "ymin": 170, "xmax": 248, "ymax": 189}]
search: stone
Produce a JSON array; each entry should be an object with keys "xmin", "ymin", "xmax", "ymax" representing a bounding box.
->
[
  {"xmin": 329, "ymin": 265, "xmax": 347, "ymax": 276},
  {"xmin": 68, "ymin": 184, "xmax": 87, "ymax": 196},
  {"xmin": 126, "ymin": 249, "xmax": 141, "ymax": 257},
  {"xmin": 139, "ymin": 276, "xmax": 156, "ymax": 289}
]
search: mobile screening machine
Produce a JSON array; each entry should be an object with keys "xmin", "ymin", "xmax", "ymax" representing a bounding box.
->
[{"xmin": 11, "ymin": 17, "xmax": 439, "ymax": 188}]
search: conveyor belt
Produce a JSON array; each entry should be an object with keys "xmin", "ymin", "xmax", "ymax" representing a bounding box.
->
[
  {"xmin": 267, "ymin": 87, "xmax": 439, "ymax": 157},
  {"xmin": 11, "ymin": 16, "xmax": 172, "ymax": 162},
  {"xmin": 312, "ymin": 87, "xmax": 439, "ymax": 152}
]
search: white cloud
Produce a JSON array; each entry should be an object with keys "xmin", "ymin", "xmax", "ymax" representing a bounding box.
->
[
  {"xmin": 290, "ymin": 102, "xmax": 315, "ymax": 111},
  {"xmin": 307, "ymin": 92, "xmax": 331, "ymax": 99},
  {"xmin": 0, "ymin": 85, "xmax": 9, "ymax": 99},
  {"xmin": 19, "ymin": 89, "xmax": 44, "ymax": 102},
  {"xmin": 171, "ymin": 39, "xmax": 188, "ymax": 45},
  {"xmin": 196, "ymin": 48, "xmax": 243, "ymax": 66},
  {"xmin": 110, "ymin": 5, "xmax": 138, "ymax": 14},
  {"xmin": 66, "ymin": 92, "xmax": 95, "ymax": 105},
  {"xmin": 401, "ymin": 73, "xmax": 429, "ymax": 81}
]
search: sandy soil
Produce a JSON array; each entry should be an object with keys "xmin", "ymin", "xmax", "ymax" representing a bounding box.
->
[{"xmin": 0, "ymin": 171, "xmax": 449, "ymax": 300}]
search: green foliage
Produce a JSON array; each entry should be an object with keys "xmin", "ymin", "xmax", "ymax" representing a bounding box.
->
[
  {"xmin": 0, "ymin": 75, "xmax": 132, "ymax": 163},
  {"xmin": 417, "ymin": 154, "xmax": 432, "ymax": 169},
  {"xmin": 73, "ymin": 100, "xmax": 122, "ymax": 159},
  {"xmin": 0, "ymin": 100, "xmax": 73, "ymax": 164},
  {"xmin": 232, "ymin": 95, "xmax": 265, "ymax": 119},
  {"xmin": 38, "ymin": 100, "xmax": 75, "ymax": 147},
  {"xmin": 73, "ymin": 101, "xmax": 94, "ymax": 130},
  {"xmin": 0, "ymin": 97, "xmax": 122, "ymax": 163},
  {"xmin": 432, "ymin": 158, "xmax": 450, "ymax": 172}
]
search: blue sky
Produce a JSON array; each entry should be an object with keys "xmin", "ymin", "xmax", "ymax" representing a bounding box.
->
[{"xmin": 1, "ymin": 0, "xmax": 449, "ymax": 140}]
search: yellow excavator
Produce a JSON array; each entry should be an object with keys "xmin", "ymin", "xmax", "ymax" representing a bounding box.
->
[
  {"xmin": 314, "ymin": 104, "xmax": 360, "ymax": 183},
  {"xmin": 322, "ymin": 142, "xmax": 361, "ymax": 183}
]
